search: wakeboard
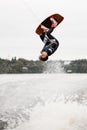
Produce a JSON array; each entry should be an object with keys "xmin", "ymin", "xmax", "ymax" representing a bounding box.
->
[{"xmin": 35, "ymin": 13, "xmax": 64, "ymax": 35}]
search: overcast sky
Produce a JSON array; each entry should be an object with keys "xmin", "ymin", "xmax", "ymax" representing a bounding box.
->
[{"xmin": 0, "ymin": 0, "xmax": 87, "ymax": 60}]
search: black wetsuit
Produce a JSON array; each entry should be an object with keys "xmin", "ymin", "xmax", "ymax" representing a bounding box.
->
[{"xmin": 40, "ymin": 27, "xmax": 59, "ymax": 56}]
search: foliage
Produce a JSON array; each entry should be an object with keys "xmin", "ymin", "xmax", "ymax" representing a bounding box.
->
[
  {"xmin": 0, "ymin": 58, "xmax": 87, "ymax": 73},
  {"xmin": 64, "ymin": 59, "xmax": 87, "ymax": 73}
]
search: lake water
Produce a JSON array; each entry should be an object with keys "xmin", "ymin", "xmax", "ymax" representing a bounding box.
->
[{"xmin": 0, "ymin": 74, "xmax": 87, "ymax": 130}]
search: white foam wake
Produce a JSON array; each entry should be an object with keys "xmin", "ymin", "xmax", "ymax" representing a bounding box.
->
[{"xmin": 13, "ymin": 101, "xmax": 87, "ymax": 130}]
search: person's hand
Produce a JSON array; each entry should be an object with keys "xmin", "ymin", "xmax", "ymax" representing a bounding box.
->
[{"xmin": 51, "ymin": 23, "xmax": 57, "ymax": 28}]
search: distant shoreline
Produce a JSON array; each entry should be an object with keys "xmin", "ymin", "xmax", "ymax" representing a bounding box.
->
[{"xmin": 0, "ymin": 57, "xmax": 87, "ymax": 73}]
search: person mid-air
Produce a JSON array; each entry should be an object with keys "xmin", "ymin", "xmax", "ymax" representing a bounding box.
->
[
  {"xmin": 39, "ymin": 18, "xmax": 59, "ymax": 61},
  {"xmin": 35, "ymin": 13, "xmax": 64, "ymax": 61}
]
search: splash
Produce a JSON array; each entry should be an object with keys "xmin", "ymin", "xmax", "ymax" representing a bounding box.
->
[
  {"xmin": 13, "ymin": 101, "xmax": 87, "ymax": 130},
  {"xmin": 0, "ymin": 74, "xmax": 87, "ymax": 130},
  {"xmin": 43, "ymin": 61, "xmax": 64, "ymax": 73}
]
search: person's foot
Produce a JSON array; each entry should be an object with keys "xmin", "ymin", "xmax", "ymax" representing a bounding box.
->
[
  {"xmin": 50, "ymin": 18, "xmax": 58, "ymax": 28},
  {"xmin": 41, "ymin": 25, "xmax": 49, "ymax": 32}
]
